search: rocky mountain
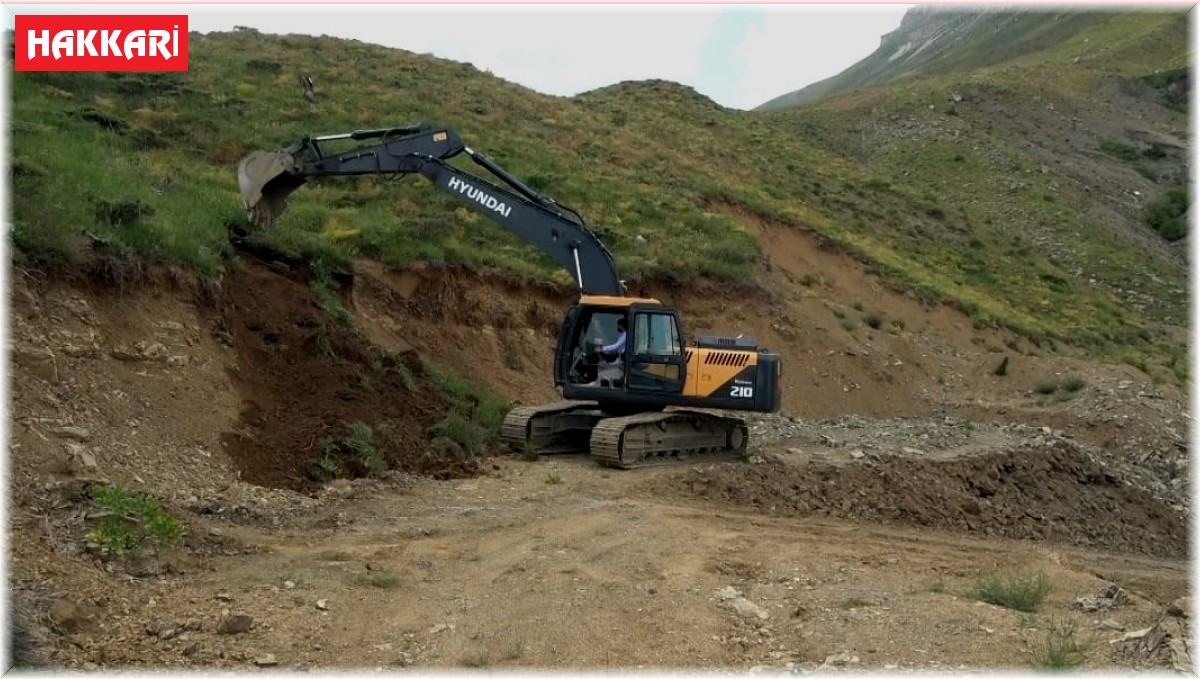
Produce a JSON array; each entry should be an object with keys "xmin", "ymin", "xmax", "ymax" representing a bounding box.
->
[{"xmin": 755, "ymin": 7, "xmax": 1186, "ymax": 110}]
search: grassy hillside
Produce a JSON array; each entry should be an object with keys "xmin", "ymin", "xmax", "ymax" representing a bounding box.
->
[{"xmin": 6, "ymin": 16, "xmax": 1190, "ymax": 381}]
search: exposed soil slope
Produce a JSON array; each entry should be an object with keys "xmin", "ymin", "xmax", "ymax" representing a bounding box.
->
[{"xmin": 217, "ymin": 257, "xmax": 467, "ymax": 493}]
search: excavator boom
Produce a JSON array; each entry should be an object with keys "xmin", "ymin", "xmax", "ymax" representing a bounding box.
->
[
  {"xmin": 236, "ymin": 123, "xmax": 624, "ymax": 296},
  {"xmin": 237, "ymin": 124, "xmax": 467, "ymax": 229}
]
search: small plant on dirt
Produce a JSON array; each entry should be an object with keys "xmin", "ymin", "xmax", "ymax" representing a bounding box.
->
[
  {"xmin": 353, "ymin": 570, "xmax": 400, "ymax": 589},
  {"xmin": 309, "ymin": 260, "xmax": 355, "ymax": 326},
  {"xmin": 85, "ymin": 484, "xmax": 182, "ymax": 556},
  {"xmin": 993, "ymin": 356, "xmax": 1009, "ymax": 376},
  {"xmin": 1019, "ymin": 612, "xmax": 1040, "ymax": 629},
  {"xmin": 545, "ymin": 471, "xmax": 563, "ymax": 485},
  {"xmin": 1061, "ymin": 376, "xmax": 1086, "ymax": 393},
  {"xmin": 864, "ymin": 312, "xmax": 883, "ymax": 329},
  {"xmin": 315, "ymin": 334, "xmax": 336, "ymax": 360},
  {"xmin": 428, "ymin": 411, "xmax": 487, "ymax": 458},
  {"xmin": 1122, "ymin": 350, "xmax": 1151, "ymax": 375},
  {"xmin": 840, "ymin": 597, "xmax": 874, "ymax": 609},
  {"xmin": 925, "ymin": 580, "xmax": 947, "ymax": 593},
  {"xmin": 460, "ymin": 652, "xmax": 490, "ymax": 668},
  {"xmin": 520, "ymin": 441, "xmax": 539, "ymax": 462},
  {"xmin": 1033, "ymin": 379, "xmax": 1059, "ymax": 395},
  {"xmin": 317, "ymin": 422, "xmax": 387, "ymax": 479},
  {"xmin": 423, "ymin": 360, "xmax": 510, "ymax": 456},
  {"xmin": 500, "ymin": 641, "xmax": 524, "ymax": 661},
  {"xmin": 313, "ymin": 452, "xmax": 343, "ymax": 481},
  {"xmin": 346, "ymin": 422, "xmax": 386, "ymax": 474},
  {"xmin": 971, "ymin": 571, "xmax": 1052, "ymax": 613},
  {"xmin": 1032, "ymin": 621, "xmax": 1089, "ymax": 669}
]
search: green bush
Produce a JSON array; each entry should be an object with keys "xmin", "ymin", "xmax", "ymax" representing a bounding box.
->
[
  {"xmin": 972, "ymin": 571, "xmax": 1052, "ymax": 612},
  {"xmin": 1142, "ymin": 186, "xmax": 1189, "ymax": 242},
  {"xmin": 86, "ymin": 484, "xmax": 182, "ymax": 556}
]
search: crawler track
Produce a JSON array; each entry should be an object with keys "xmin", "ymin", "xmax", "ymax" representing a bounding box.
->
[
  {"xmin": 504, "ymin": 402, "xmax": 749, "ymax": 468},
  {"xmin": 589, "ymin": 409, "xmax": 749, "ymax": 469},
  {"xmin": 501, "ymin": 401, "xmax": 604, "ymax": 455}
]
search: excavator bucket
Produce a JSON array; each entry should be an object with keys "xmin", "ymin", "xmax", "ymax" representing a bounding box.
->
[{"xmin": 237, "ymin": 149, "xmax": 306, "ymax": 229}]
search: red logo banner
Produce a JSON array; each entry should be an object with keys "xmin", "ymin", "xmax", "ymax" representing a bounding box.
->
[{"xmin": 14, "ymin": 15, "xmax": 189, "ymax": 72}]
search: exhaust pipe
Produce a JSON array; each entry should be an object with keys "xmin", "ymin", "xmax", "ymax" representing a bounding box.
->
[{"xmin": 237, "ymin": 149, "xmax": 306, "ymax": 229}]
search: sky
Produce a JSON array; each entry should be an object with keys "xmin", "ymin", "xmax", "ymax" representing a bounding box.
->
[{"xmin": 2, "ymin": 3, "xmax": 915, "ymax": 110}]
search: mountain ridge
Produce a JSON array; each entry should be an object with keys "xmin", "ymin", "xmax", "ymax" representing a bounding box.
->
[{"xmin": 754, "ymin": 6, "xmax": 1187, "ymax": 110}]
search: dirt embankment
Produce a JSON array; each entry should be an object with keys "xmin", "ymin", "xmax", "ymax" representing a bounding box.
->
[
  {"xmin": 216, "ymin": 257, "xmax": 471, "ymax": 493},
  {"xmin": 661, "ymin": 442, "xmax": 1188, "ymax": 560}
]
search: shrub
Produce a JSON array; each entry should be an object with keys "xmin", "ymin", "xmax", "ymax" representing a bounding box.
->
[
  {"xmin": 86, "ymin": 484, "xmax": 182, "ymax": 556},
  {"xmin": 1032, "ymin": 622, "xmax": 1088, "ymax": 669},
  {"xmin": 972, "ymin": 571, "xmax": 1052, "ymax": 612},
  {"xmin": 1142, "ymin": 186, "xmax": 1188, "ymax": 242},
  {"xmin": 993, "ymin": 356, "xmax": 1010, "ymax": 376}
]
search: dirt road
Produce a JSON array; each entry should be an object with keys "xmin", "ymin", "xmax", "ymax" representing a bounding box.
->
[{"xmin": 12, "ymin": 452, "xmax": 1189, "ymax": 671}]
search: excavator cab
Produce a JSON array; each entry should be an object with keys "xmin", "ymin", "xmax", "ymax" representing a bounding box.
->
[{"xmin": 556, "ymin": 297, "xmax": 687, "ymax": 402}]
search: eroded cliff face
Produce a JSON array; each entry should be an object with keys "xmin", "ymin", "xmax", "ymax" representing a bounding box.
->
[{"xmin": 877, "ymin": 7, "xmax": 999, "ymax": 68}]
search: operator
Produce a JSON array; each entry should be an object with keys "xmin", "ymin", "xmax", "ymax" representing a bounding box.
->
[{"xmin": 591, "ymin": 318, "xmax": 627, "ymax": 387}]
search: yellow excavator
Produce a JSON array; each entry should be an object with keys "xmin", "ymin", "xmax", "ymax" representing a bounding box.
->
[{"xmin": 237, "ymin": 123, "xmax": 782, "ymax": 468}]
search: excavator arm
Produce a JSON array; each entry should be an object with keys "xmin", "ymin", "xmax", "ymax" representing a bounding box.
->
[{"xmin": 237, "ymin": 123, "xmax": 625, "ymax": 297}]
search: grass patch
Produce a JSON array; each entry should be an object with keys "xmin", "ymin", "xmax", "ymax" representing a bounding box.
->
[
  {"xmin": 314, "ymin": 421, "xmax": 387, "ymax": 481},
  {"xmin": 423, "ymin": 361, "xmax": 509, "ymax": 456},
  {"xmin": 520, "ymin": 441, "xmax": 540, "ymax": 462},
  {"xmin": 1141, "ymin": 185, "xmax": 1188, "ymax": 242},
  {"xmin": 993, "ymin": 356, "xmax": 1010, "ymax": 376},
  {"xmin": 353, "ymin": 570, "xmax": 401, "ymax": 589},
  {"xmin": 1032, "ymin": 621, "xmax": 1089, "ymax": 669},
  {"xmin": 839, "ymin": 597, "xmax": 874, "ymax": 609},
  {"xmin": 1033, "ymin": 380, "xmax": 1059, "ymax": 395},
  {"xmin": 971, "ymin": 570, "xmax": 1052, "ymax": 612},
  {"xmin": 1122, "ymin": 350, "xmax": 1151, "ymax": 374},
  {"xmin": 310, "ymin": 260, "xmax": 355, "ymax": 325},
  {"xmin": 1060, "ymin": 375, "xmax": 1086, "ymax": 393},
  {"xmin": 460, "ymin": 652, "xmax": 490, "ymax": 668},
  {"xmin": 85, "ymin": 484, "xmax": 183, "ymax": 556},
  {"xmin": 1032, "ymin": 375, "xmax": 1086, "ymax": 397},
  {"xmin": 545, "ymin": 471, "xmax": 563, "ymax": 485},
  {"xmin": 1098, "ymin": 139, "xmax": 1141, "ymax": 162}
]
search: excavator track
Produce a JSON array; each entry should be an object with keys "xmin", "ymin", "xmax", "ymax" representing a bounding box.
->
[
  {"xmin": 589, "ymin": 408, "xmax": 749, "ymax": 469},
  {"xmin": 501, "ymin": 400, "xmax": 604, "ymax": 455}
]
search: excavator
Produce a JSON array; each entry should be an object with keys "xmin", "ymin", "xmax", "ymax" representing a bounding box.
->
[{"xmin": 236, "ymin": 122, "xmax": 782, "ymax": 469}]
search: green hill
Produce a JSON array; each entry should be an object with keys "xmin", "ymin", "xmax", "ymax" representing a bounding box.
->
[{"xmin": 7, "ymin": 12, "xmax": 1190, "ymax": 381}]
